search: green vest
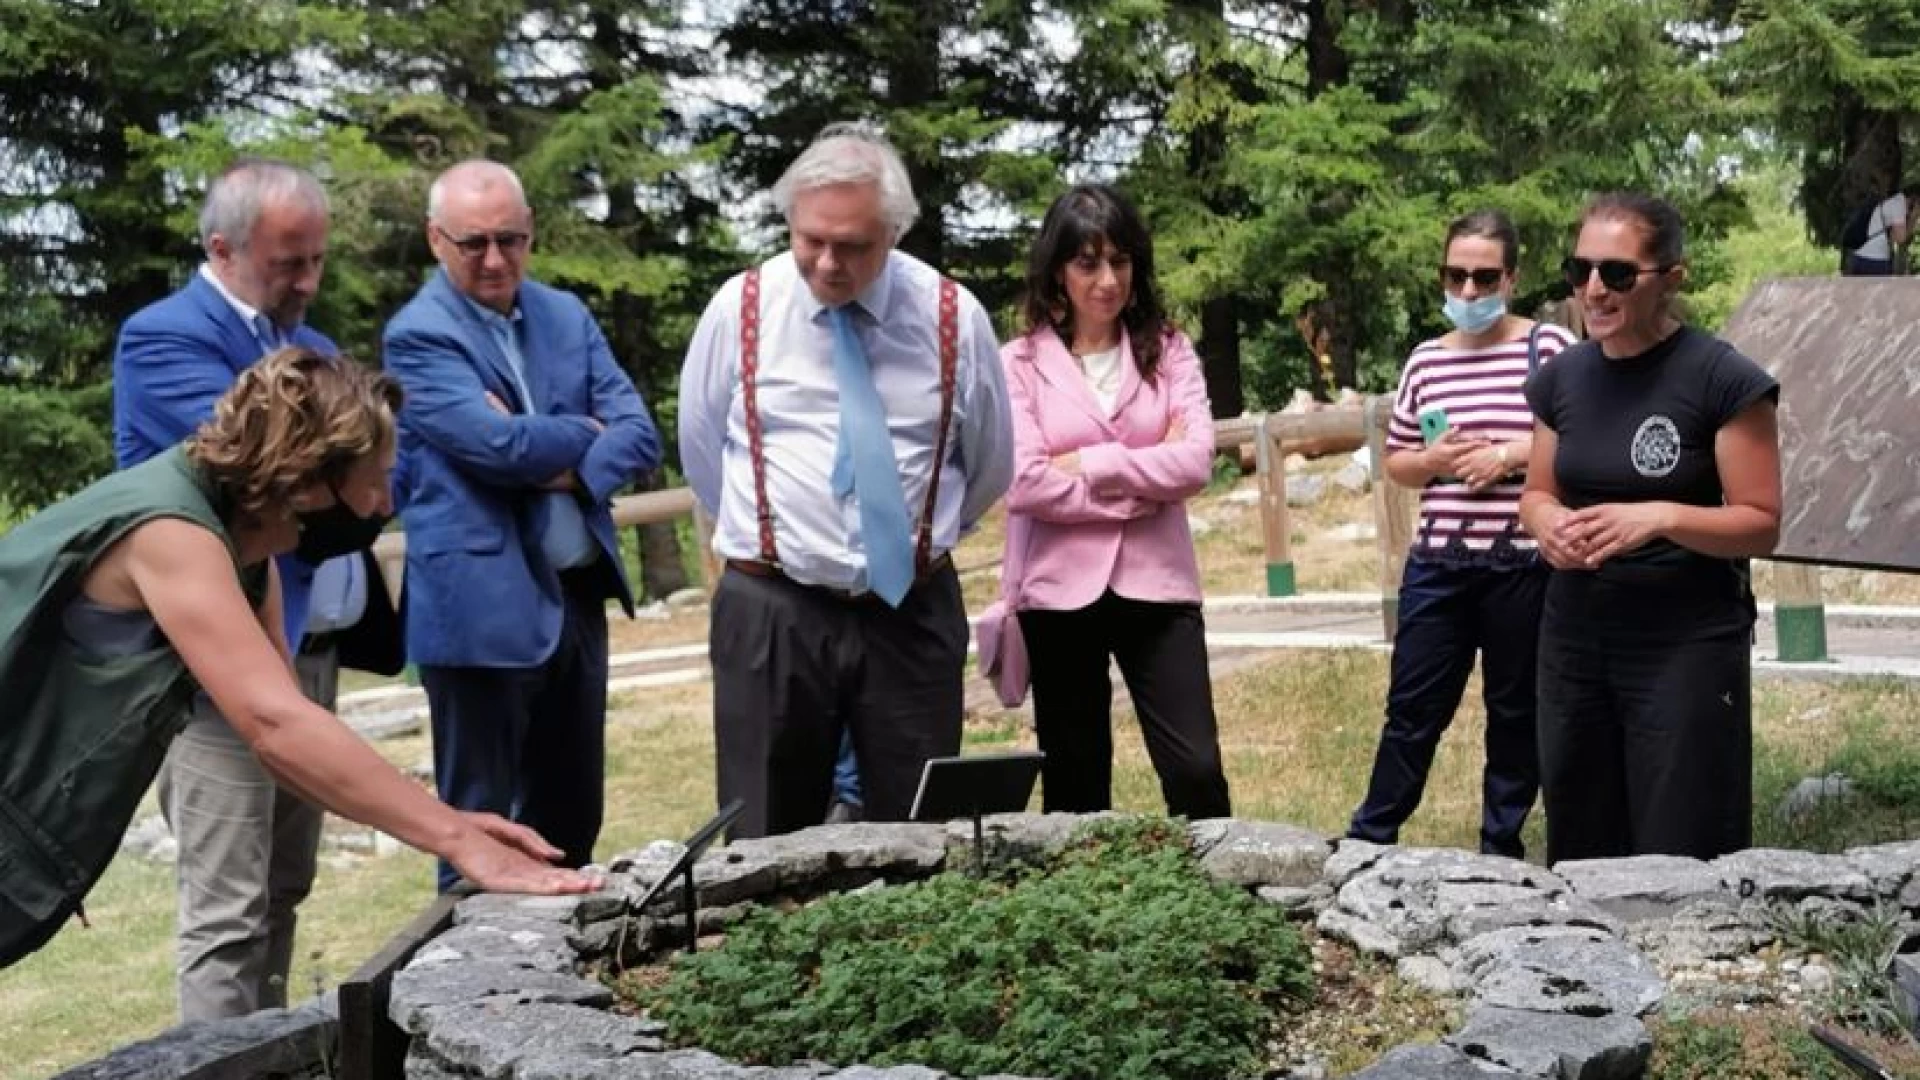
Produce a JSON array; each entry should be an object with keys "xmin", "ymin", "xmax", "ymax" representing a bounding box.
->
[{"xmin": 0, "ymin": 446, "xmax": 264, "ymax": 966}]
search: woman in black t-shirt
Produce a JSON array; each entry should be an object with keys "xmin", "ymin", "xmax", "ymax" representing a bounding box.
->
[{"xmin": 1519, "ymin": 193, "xmax": 1782, "ymax": 865}]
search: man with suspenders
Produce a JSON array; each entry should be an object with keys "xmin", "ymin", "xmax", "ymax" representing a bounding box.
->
[{"xmin": 678, "ymin": 123, "xmax": 1014, "ymax": 839}]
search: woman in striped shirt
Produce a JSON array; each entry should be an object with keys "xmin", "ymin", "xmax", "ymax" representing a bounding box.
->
[{"xmin": 1347, "ymin": 209, "xmax": 1575, "ymax": 860}]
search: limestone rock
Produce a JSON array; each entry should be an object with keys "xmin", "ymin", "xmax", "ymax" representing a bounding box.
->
[
  {"xmin": 1347, "ymin": 1043, "xmax": 1516, "ymax": 1079},
  {"xmin": 1447, "ymin": 1006, "xmax": 1650, "ymax": 1079},
  {"xmin": 1626, "ymin": 899, "xmax": 1772, "ymax": 968},
  {"xmin": 389, "ymin": 960, "xmax": 612, "ymax": 1033},
  {"xmin": 1713, "ymin": 848, "xmax": 1877, "ymax": 905},
  {"xmin": 1466, "ymin": 935, "xmax": 1665, "ymax": 1018},
  {"xmin": 945, "ymin": 812, "xmax": 1120, "ymax": 867},
  {"xmin": 1396, "ymin": 955, "xmax": 1466, "ymax": 996},
  {"xmin": 1287, "ymin": 474, "xmax": 1327, "ymax": 507},
  {"xmin": 50, "ymin": 1003, "xmax": 336, "ymax": 1080},
  {"xmin": 1191, "ymin": 818, "xmax": 1331, "ymax": 889},
  {"xmin": 406, "ymin": 917, "xmax": 577, "ymax": 974},
  {"xmin": 1323, "ymin": 848, "xmax": 1602, "ymax": 959},
  {"xmin": 415, "ymin": 1001, "xmax": 659, "ymax": 1078},
  {"xmin": 1846, "ymin": 840, "xmax": 1920, "ymax": 909},
  {"xmin": 1324, "ymin": 838, "xmax": 1394, "ymax": 888},
  {"xmin": 1553, "ymin": 855, "xmax": 1728, "ymax": 925},
  {"xmin": 454, "ymin": 891, "xmax": 595, "ymax": 927}
]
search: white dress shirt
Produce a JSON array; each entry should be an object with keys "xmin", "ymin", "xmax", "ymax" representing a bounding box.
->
[{"xmin": 679, "ymin": 250, "xmax": 1014, "ymax": 593}]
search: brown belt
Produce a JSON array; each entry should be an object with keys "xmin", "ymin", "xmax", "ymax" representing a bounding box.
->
[{"xmin": 726, "ymin": 553, "xmax": 953, "ymax": 602}]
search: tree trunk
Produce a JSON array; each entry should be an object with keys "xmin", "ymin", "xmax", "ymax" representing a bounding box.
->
[
  {"xmin": 1175, "ymin": 0, "xmax": 1245, "ymax": 418},
  {"xmin": 588, "ymin": 11, "xmax": 688, "ymax": 603},
  {"xmin": 631, "ymin": 469, "xmax": 691, "ymax": 601}
]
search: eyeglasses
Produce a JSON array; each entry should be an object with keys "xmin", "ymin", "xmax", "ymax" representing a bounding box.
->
[
  {"xmin": 1441, "ymin": 266, "xmax": 1505, "ymax": 290},
  {"xmin": 1562, "ymin": 256, "xmax": 1668, "ymax": 293},
  {"xmin": 434, "ymin": 225, "xmax": 531, "ymax": 260}
]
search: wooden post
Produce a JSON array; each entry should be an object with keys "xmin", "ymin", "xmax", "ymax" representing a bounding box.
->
[
  {"xmin": 1771, "ymin": 561, "xmax": 1829, "ymax": 662},
  {"xmin": 1256, "ymin": 414, "xmax": 1296, "ymax": 596},
  {"xmin": 337, "ymin": 891, "xmax": 463, "ymax": 1080},
  {"xmin": 692, "ymin": 504, "xmax": 722, "ymax": 592},
  {"xmin": 1365, "ymin": 396, "xmax": 1414, "ymax": 640}
]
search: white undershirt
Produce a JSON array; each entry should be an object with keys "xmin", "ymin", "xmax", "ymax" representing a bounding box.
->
[
  {"xmin": 1858, "ymin": 193, "xmax": 1909, "ymax": 261},
  {"xmin": 1076, "ymin": 345, "xmax": 1124, "ymax": 414}
]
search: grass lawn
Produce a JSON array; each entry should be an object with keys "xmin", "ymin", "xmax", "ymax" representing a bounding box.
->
[{"xmin": 8, "ymin": 469, "xmax": 1920, "ymax": 1077}]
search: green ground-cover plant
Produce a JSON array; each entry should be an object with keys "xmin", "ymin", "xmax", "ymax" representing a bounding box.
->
[
  {"xmin": 1649, "ymin": 1011, "xmax": 1856, "ymax": 1080},
  {"xmin": 640, "ymin": 818, "xmax": 1314, "ymax": 1080}
]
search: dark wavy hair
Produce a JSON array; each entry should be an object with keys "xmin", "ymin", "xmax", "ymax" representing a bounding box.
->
[{"xmin": 1020, "ymin": 183, "xmax": 1169, "ymax": 383}]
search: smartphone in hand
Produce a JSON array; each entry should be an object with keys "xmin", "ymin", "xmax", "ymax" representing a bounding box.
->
[{"xmin": 1418, "ymin": 408, "xmax": 1450, "ymax": 446}]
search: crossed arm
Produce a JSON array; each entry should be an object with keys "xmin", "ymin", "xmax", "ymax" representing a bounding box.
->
[
  {"xmin": 385, "ymin": 314, "xmax": 659, "ymax": 498},
  {"xmin": 1004, "ymin": 334, "xmax": 1214, "ymax": 524}
]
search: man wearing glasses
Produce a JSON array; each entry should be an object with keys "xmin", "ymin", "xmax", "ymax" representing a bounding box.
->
[{"xmin": 383, "ymin": 160, "xmax": 661, "ymax": 891}]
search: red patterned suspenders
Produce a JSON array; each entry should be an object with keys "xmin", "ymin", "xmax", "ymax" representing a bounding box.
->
[{"xmin": 738, "ymin": 267, "xmax": 959, "ymax": 577}]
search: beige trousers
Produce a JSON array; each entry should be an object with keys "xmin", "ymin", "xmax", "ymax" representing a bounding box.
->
[{"xmin": 158, "ymin": 645, "xmax": 334, "ymax": 1021}]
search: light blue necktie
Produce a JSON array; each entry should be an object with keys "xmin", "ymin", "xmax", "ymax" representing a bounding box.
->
[
  {"xmin": 828, "ymin": 305, "xmax": 914, "ymax": 606},
  {"xmin": 254, "ymin": 315, "xmax": 288, "ymax": 355}
]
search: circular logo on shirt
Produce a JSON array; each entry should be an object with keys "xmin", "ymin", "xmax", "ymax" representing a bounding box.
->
[{"xmin": 1630, "ymin": 415, "xmax": 1681, "ymax": 478}]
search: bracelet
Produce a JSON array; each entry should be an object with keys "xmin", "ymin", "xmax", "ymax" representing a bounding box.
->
[{"xmin": 1497, "ymin": 444, "xmax": 1511, "ymax": 469}]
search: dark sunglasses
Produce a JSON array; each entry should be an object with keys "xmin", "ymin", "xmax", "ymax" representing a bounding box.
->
[
  {"xmin": 1562, "ymin": 256, "xmax": 1668, "ymax": 293},
  {"xmin": 435, "ymin": 225, "xmax": 531, "ymax": 260},
  {"xmin": 1441, "ymin": 266, "xmax": 1505, "ymax": 290}
]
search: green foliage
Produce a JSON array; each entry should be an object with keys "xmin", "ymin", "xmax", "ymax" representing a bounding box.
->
[
  {"xmin": 0, "ymin": 383, "xmax": 113, "ymax": 514},
  {"xmin": 1649, "ymin": 1010, "xmax": 1851, "ymax": 1080},
  {"xmin": 644, "ymin": 818, "xmax": 1313, "ymax": 1080},
  {"xmin": 1722, "ymin": 0, "xmax": 1920, "ymax": 243},
  {"xmin": 1765, "ymin": 900, "xmax": 1911, "ymax": 1037}
]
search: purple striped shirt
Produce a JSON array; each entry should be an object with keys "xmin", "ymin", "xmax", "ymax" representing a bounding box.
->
[{"xmin": 1387, "ymin": 324, "xmax": 1576, "ymax": 555}]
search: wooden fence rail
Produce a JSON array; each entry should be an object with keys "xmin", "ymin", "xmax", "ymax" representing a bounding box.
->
[
  {"xmin": 364, "ymin": 409, "xmax": 1398, "ymax": 620},
  {"xmin": 364, "ymin": 405, "xmax": 1824, "ymax": 656}
]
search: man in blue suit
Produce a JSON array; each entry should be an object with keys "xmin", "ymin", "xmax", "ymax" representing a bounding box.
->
[
  {"xmin": 384, "ymin": 160, "xmax": 661, "ymax": 891},
  {"xmin": 113, "ymin": 158, "xmax": 401, "ymax": 1021}
]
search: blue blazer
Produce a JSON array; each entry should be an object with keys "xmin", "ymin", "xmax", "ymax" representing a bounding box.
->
[
  {"xmin": 383, "ymin": 270, "xmax": 661, "ymax": 668},
  {"xmin": 112, "ymin": 272, "xmax": 342, "ymax": 648}
]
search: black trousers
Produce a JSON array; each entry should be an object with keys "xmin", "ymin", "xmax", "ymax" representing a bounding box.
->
[
  {"xmin": 421, "ymin": 568, "xmax": 609, "ymax": 892},
  {"xmin": 1348, "ymin": 559, "xmax": 1546, "ymax": 859},
  {"xmin": 1537, "ymin": 574, "xmax": 1753, "ymax": 865},
  {"xmin": 710, "ymin": 563, "xmax": 967, "ymax": 840},
  {"xmin": 1017, "ymin": 591, "xmax": 1231, "ymax": 819}
]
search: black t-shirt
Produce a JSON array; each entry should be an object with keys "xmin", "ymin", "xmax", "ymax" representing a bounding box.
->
[{"xmin": 1525, "ymin": 325, "xmax": 1779, "ymax": 588}]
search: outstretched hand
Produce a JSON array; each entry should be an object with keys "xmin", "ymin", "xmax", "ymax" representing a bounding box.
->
[{"xmin": 447, "ymin": 812, "xmax": 604, "ymax": 895}]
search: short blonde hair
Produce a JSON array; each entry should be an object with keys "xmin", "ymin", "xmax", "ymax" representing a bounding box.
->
[{"xmin": 188, "ymin": 347, "xmax": 403, "ymax": 520}]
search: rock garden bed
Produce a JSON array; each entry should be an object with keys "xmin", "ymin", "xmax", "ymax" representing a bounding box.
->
[{"xmin": 383, "ymin": 816, "xmax": 1920, "ymax": 1080}]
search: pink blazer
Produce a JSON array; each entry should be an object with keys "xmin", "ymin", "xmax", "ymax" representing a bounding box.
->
[{"xmin": 1000, "ymin": 325, "xmax": 1214, "ymax": 613}]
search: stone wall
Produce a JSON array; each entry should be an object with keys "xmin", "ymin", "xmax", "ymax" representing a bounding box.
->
[{"xmin": 56, "ymin": 817, "xmax": 1920, "ymax": 1080}]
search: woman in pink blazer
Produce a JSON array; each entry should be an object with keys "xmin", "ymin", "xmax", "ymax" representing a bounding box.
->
[{"xmin": 1000, "ymin": 184, "xmax": 1231, "ymax": 819}]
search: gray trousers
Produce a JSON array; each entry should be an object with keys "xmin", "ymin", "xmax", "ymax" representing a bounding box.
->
[{"xmin": 158, "ymin": 644, "xmax": 335, "ymax": 1021}]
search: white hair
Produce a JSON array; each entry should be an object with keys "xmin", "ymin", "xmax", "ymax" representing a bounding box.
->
[
  {"xmin": 198, "ymin": 159, "xmax": 328, "ymax": 252},
  {"xmin": 427, "ymin": 160, "xmax": 528, "ymax": 222},
  {"xmin": 772, "ymin": 122, "xmax": 920, "ymax": 242}
]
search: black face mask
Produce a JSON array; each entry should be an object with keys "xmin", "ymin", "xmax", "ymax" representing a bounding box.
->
[{"xmin": 295, "ymin": 485, "xmax": 389, "ymax": 563}]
